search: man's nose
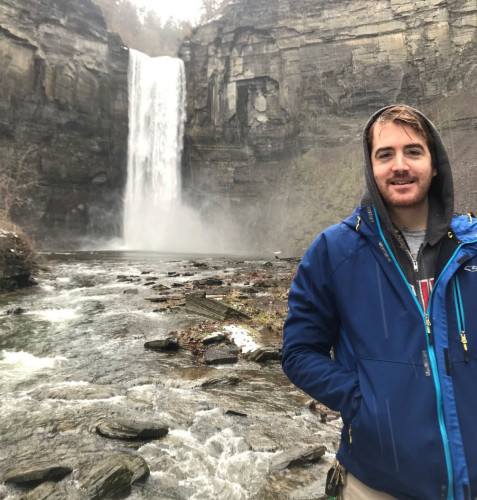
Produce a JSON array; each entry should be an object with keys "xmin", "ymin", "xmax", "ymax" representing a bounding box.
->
[{"xmin": 392, "ymin": 153, "xmax": 409, "ymax": 171}]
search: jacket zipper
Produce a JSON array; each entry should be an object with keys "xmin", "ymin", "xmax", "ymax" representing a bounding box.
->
[
  {"xmin": 373, "ymin": 207, "xmax": 454, "ymax": 500},
  {"xmin": 394, "ymin": 229, "xmax": 419, "ymax": 272},
  {"xmin": 452, "ymin": 276, "xmax": 469, "ymax": 362}
]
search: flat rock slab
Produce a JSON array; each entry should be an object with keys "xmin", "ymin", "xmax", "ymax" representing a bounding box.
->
[
  {"xmin": 269, "ymin": 444, "xmax": 327, "ymax": 473},
  {"xmin": 185, "ymin": 293, "xmax": 250, "ymax": 320},
  {"xmin": 96, "ymin": 418, "xmax": 169, "ymax": 440},
  {"xmin": 245, "ymin": 346, "xmax": 282, "ymax": 363},
  {"xmin": 79, "ymin": 453, "xmax": 149, "ymax": 499},
  {"xmin": 4, "ymin": 465, "xmax": 72, "ymax": 485},
  {"xmin": 204, "ymin": 346, "xmax": 239, "ymax": 365},
  {"xmin": 144, "ymin": 339, "xmax": 180, "ymax": 351}
]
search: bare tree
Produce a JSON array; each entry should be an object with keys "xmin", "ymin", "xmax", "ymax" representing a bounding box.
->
[{"xmin": 0, "ymin": 145, "xmax": 40, "ymax": 221}]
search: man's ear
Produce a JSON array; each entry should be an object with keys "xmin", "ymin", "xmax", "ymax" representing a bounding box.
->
[{"xmin": 432, "ymin": 167, "xmax": 437, "ymax": 177}]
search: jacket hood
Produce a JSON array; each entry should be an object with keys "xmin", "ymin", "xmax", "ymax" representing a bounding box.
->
[{"xmin": 360, "ymin": 105, "xmax": 454, "ymax": 246}]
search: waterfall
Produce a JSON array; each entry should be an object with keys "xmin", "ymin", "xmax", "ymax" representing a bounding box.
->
[{"xmin": 123, "ymin": 49, "xmax": 186, "ymax": 251}]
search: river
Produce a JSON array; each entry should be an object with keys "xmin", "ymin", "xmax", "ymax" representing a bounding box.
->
[{"xmin": 0, "ymin": 251, "xmax": 340, "ymax": 499}]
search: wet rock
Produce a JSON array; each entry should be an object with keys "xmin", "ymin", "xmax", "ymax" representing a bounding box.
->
[
  {"xmin": 37, "ymin": 384, "xmax": 122, "ymax": 400},
  {"xmin": 193, "ymin": 277, "xmax": 224, "ymax": 287},
  {"xmin": 225, "ymin": 409, "xmax": 248, "ymax": 417},
  {"xmin": 19, "ymin": 481, "xmax": 65, "ymax": 500},
  {"xmin": 204, "ymin": 346, "xmax": 239, "ymax": 365},
  {"xmin": 200, "ymin": 372, "xmax": 241, "ymax": 387},
  {"xmin": 191, "ymin": 262, "xmax": 208, "ymax": 268},
  {"xmin": 165, "ymin": 367, "xmax": 241, "ymax": 389},
  {"xmin": 145, "ymin": 294, "xmax": 184, "ymax": 303},
  {"xmin": 202, "ymin": 332, "xmax": 227, "ymax": 345},
  {"xmin": 151, "ymin": 283, "xmax": 169, "ymax": 291},
  {"xmin": 244, "ymin": 346, "xmax": 282, "ymax": 363},
  {"xmin": 79, "ymin": 453, "xmax": 149, "ymax": 499},
  {"xmin": 167, "ymin": 272, "xmax": 180, "ymax": 277},
  {"xmin": 4, "ymin": 465, "xmax": 72, "ymax": 486},
  {"xmin": 269, "ymin": 444, "xmax": 327, "ymax": 473},
  {"xmin": 171, "ymin": 282, "xmax": 186, "ymax": 288},
  {"xmin": 144, "ymin": 339, "xmax": 180, "ymax": 351},
  {"xmin": 96, "ymin": 418, "xmax": 169, "ymax": 441},
  {"xmin": 0, "ymin": 229, "xmax": 38, "ymax": 293},
  {"xmin": 6, "ymin": 307, "xmax": 27, "ymax": 315},
  {"xmin": 185, "ymin": 293, "xmax": 249, "ymax": 320},
  {"xmin": 123, "ymin": 288, "xmax": 139, "ymax": 294},
  {"xmin": 253, "ymin": 279, "xmax": 279, "ymax": 288}
]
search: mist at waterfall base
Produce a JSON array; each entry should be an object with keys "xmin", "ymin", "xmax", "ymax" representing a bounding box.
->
[{"xmin": 122, "ymin": 49, "xmax": 248, "ymax": 256}]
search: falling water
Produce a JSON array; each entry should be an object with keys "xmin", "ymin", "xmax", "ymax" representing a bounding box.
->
[{"xmin": 123, "ymin": 49, "xmax": 186, "ymax": 251}]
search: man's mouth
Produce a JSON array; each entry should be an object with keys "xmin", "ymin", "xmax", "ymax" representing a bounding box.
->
[{"xmin": 389, "ymin": 179, "xmax": 415, "ymax": 185}]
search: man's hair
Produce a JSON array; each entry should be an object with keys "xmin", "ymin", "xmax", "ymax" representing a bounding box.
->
[{"xmin": 367, "ymin": 105, "xmax": 433, "ymax": 151}]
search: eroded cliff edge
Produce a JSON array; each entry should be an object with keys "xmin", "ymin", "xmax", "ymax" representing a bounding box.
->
[
  {"xmin": 0, "ymin": 0, "xmax": 128, "ymax": 247},
  {"xmin": 182, "ymin": 0, "xmax": 477, "ymax": 253}
]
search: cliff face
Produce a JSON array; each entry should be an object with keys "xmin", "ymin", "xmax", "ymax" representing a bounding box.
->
[
  {"xmin": 0, "ymin": 0, "xmax": 128, "ymax": 246},
  {"xmin": 182, "ymin": 0, "xmax": 477, "ymax": 253}
]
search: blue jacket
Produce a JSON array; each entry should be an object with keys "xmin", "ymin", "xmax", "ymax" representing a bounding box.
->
[{"xmin": 282, "ymin": 205, "xmax": 477, "ymax": 500}]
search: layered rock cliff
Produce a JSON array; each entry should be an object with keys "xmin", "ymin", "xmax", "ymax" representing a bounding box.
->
[
  {"xmin": 0, "ymin": 0, "xmax": 128, "ymax": 246},
  {"xmin": 182, "ymin": 0, "xmax": 477, "ymax": 253}
]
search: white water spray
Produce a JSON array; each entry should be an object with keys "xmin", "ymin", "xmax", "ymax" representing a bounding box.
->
[{"xmin": 123, "ymin": 49, "xmax": 187, "ymax": 251}]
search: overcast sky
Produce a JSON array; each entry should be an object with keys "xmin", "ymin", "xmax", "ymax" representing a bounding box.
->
[{"xmin": 130, "ymin": 0, "xmax": 204, "ymax": 23}]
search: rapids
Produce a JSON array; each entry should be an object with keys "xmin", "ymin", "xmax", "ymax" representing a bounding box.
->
[{"xmin": 0, "ymin": 252, "xmax": 340, "ymax": 499}]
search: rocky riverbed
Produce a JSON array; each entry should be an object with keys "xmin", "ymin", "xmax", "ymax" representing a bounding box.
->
[{"xmin": 0, "ymin": 251, "xmax": 341, "ymax": 499}]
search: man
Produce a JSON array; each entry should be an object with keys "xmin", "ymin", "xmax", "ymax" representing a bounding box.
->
[{"xmin": 282, "ymin": 105, "xmax": 477, "ymax": 500}]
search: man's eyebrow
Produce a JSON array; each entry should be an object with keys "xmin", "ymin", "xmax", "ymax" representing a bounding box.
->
[
  {"xmin": 374, "ymin": 147, "xmax": 393, "ymax": 157},
  {"xmin": 404, "ymin": 143, "xmax": 426, "ymax": 150}
]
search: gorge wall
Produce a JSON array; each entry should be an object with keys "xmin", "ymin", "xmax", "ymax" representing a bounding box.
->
[
  {"xmin": 182, "ymin": 0, "xmax": 477, "ymax": 253},
  {"xmin": 0, "ymin": 0, "xmax": 128, "ymax": 247}
]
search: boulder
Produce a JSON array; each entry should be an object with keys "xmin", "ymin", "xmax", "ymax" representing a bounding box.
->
[
  {"xmin": 78, "ymin": 453, "xmax": 149, "ymax": 499},
  {"xmin": 269, "ymin": 444, "xmax": 327, "ymax": 473},
  {"xmin": 0, "ymin": 228, "xmax": 37, "ymax": 293},
  {"xmin": 204, "ymin": 346, "xmax": 240, "ymax": 365},
  {"xmin": 144, "ymin": 338, "xmax": 180, "ymax": 351},
  {"xmin": 96, "ymin": 418, "xmax": 169, "ymax": 441}
]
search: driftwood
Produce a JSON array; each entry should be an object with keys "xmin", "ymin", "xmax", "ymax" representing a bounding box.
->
[{"xmin": 185, "ymin": 293, "xmax": 250, "ymax": 320}]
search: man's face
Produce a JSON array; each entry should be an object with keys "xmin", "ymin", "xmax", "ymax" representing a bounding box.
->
[{"xmin": 371, "ymin": 121, "xmax": 436, "ymax": 211}]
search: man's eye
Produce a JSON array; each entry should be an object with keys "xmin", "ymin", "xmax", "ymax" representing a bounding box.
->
[
  {"xmin": 408, "ymin": 149, "xmax": 422, "ymax": 156},
  {"xmin": 378, "ymin": 152, "xmax": 392, "ymax": 160}
]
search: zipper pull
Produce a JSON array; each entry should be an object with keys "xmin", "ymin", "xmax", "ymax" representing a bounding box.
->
[
  {"xmin": 349, "ymin": 426, "xmax": 352, "ymax": 444},
  {"xmin": 425, "ymin": 315, "xmax": 434, "ymax": 345},
  {"xmin": 461, "ymin": 331, "xmax": 470, "ymax": 363},
  {"xmin": 412, "ymin": 257, "xmax": 418, "ymax": 272}
]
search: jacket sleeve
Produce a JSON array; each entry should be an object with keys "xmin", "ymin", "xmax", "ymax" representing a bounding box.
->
[{"xmin": 282, "ymin": 231, "xmax": 361, "ymax": 423}]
